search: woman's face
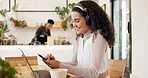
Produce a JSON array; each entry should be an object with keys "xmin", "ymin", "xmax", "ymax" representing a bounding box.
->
[{"xmin": 72, "ymin": 11, "xmax": 90, "ymax": 35}]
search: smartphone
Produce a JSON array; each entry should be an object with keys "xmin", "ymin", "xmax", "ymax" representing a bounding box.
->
[{"xmin": 38, "ymin": 53, "xmax": 47, "ymax": 60}]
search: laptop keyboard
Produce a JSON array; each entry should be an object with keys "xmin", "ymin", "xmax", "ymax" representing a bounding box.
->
[
  {"xmin": 33, "ymin": 70, "xmax": 70, "ymax": 78},
  {"xmin": 34, "ymin": 70, "xmax": 51, "ymax": 78}
]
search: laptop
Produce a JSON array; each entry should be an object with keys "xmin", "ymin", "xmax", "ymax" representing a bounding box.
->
[{"xmin": 19, "ymin": 48, "xmax": 51, "ymax": 78}]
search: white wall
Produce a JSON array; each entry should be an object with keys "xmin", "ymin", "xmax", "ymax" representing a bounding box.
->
[
  {"xmin": 131, "ymin": 0, "xmax": 148, "ymax": 77},
  {"xmin": 0, "ymin": 45, "xmax": 74, "ymax": 65}
]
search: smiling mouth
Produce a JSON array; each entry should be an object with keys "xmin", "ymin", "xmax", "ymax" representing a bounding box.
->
[
  {"xmin": 75, "ymin": 28, "xmax": 80, "ymax": 31},
  {"xmin": 75, "ymin": 29, "xmax": 79, "ymax": 31}
]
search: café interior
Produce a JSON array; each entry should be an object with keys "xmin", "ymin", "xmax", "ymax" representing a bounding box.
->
[{"xmin": 0, "ymin": 0, "xmax": 148, "ymax": 78}]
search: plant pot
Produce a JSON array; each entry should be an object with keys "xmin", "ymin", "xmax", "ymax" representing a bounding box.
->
[
  {"xmin": 52, "ymin": 20, "xmax": 67, "ymax": 28},
  {"xmin": 61, "ymin": 20, "xmax": 67, "ymax": 26},
  {"xmin": 62, "ymin": 21, "xmax": 67, "ymax": 31},
  {"xmin": 13, "ymin": 20, "xmax": 18, "ymax": 27}
]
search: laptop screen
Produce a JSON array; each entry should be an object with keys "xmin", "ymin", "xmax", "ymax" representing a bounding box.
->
[{"xmin": 19, "ymin": 48, "xmax": 37, "ymax": 78}]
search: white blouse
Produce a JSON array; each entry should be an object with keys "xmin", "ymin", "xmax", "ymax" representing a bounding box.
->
[{"xmin": 60, "ymin": 30, "xmax": 109, "ymax": 78}]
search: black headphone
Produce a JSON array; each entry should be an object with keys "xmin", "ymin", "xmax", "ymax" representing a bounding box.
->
[{"xmin": 74, "ymin": 4, "xmax": 91, "ymax": 25}]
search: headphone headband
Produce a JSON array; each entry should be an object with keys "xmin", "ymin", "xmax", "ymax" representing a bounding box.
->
[{"xmin": 74, "ymin": 5, "xmax": 87, "ymax": 13}]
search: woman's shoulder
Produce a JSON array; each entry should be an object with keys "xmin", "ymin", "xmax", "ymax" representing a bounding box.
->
[
  {"xmin": 92, "ymin": 30, "xmax": 106, "ymax": 42},
  {"xmin": 92, "ymin": 30, "xmax": 103, "ymax": 38}
]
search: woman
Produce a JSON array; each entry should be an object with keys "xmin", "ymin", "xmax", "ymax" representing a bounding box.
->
[{"xmin": 44, "ymin": 1, "xmax": 114, "ymax": 78}]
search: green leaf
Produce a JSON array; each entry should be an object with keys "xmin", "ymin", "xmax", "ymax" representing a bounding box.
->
[
  {"xmin": 12, "ymin": 3, "xmax": 18, "ymax": 12},
  {"xmin": 62, "ymin": 25, "xmax": 68, "ymax": 31},
  {"xmin": 0, "ymin": 58, "xmax": 17, "ymax": 77},
  {"xmin": 0, "ymin": 9, "xmax": 7, "ymax": 17},
  {"xmin": 69, "ymin": 3, "xmax": 76, "ymax": 9},
  {"xmin": 9, "ymin": 17, "xmax": 16, "ymax": 22},
  {"xmin": 66, "ymin": 15, "xmax": 72, "ymax": 22}
]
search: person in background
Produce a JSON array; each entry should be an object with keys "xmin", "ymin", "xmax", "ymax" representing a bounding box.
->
[
  {"xmin": 44, "ymin": 1, "xmax": 114, "ymax": 78},
  {"xmin": 31, "ymin": 19, "xmax": 54, "ymax": 45}
]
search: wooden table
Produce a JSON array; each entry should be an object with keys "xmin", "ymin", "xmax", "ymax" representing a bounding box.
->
[{"xmin": 15, "ymin": 65, "xmax": 80, "ymax": 78}]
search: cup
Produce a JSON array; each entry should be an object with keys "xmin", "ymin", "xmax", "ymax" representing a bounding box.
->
[
  {"xmin": 47, "ymin": 36, "xmax": 54, "ymax": 45},
  {"xmin": 50, "ymin": 69, "xmax": 68, "ymax": 78}
]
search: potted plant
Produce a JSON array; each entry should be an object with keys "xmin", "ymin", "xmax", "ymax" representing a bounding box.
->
[
  {"xmin": 0, "ymin": 58, "xmax": 17, "ymax": 77},
  {"xmin": 55, "ymin": 3, "xmax": 76, "ymax": 31},
  {"xmin": 0, "ymin": 9, "xmax": 10, "ymax": 44},
  {"xmin": 9, "ymin": 17, "xmax": 18, "ymax": 26},
  {"xmin": 0, "ymin": 21, "xmax": 10, "ymax": 39},
  {"xmin": 9, "ymin": 4, "xmax": 27, "ymax": 28}
]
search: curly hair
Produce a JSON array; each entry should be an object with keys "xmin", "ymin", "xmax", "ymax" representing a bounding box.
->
[{"xmin": 72, "ymin": 0, "xmax": 115, "ymax": 48}]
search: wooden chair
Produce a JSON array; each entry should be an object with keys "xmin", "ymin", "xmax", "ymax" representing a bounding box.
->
[
  {"xmin": 5, "ymin": 56, "xmax": 38, "ymax": 67},
  {"xmin": 108, "ymin": 59, "xmax": 126, "ymax": 78}
]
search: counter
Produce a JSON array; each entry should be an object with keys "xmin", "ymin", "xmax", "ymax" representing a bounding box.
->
[{"xmin": 0, "ymin": 45, "xmax": 74, "ymax": 65}]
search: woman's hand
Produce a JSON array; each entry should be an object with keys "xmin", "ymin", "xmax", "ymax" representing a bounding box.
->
[{"xmin": 43, "ymin": 54, "xmax": 60, "ymax": 69}]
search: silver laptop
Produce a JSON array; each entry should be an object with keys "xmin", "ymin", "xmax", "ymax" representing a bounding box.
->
[{"xmin": 19, "ymin": 48, "xmax": 51, "ymax": 78}]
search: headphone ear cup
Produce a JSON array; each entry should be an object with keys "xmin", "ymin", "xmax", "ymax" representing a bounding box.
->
[{"xmin": 86, "ymin": 15, "xmax": 91, "ymax": 25}]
